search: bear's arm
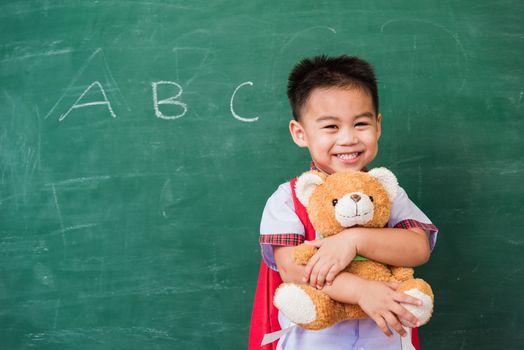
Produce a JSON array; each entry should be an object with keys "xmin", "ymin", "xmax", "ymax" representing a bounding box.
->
[
  {"xmin": 293, "ymin": 243, "xmax": 318, "ymax": 265},
  {"xmin": 275, "ymin": 246, "xmax": 370, "ymax": 307},
  {"xmin": 274, "ymin": 246, "xmax": 307, "ymax": 284}
]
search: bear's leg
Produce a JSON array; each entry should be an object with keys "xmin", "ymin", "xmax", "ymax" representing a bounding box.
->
[
  {"xmin": 397, "ymin": 278, "xmax": 434, "ymax": 327},
  {"xmin": 390, "ymin": 266, "xmax": 414, "ymax": 282},
  {"xmin": 274, "ymin": 283, "xmax": 347, "ymax": 330},
  {"xmin": 342, "ymin": 303, "xmax": 368, "ymax": 321}
]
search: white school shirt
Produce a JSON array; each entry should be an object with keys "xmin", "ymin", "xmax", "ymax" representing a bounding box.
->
[{"xmin": 259, "ymin": 181, "xmax": 438, "ymax": 350}]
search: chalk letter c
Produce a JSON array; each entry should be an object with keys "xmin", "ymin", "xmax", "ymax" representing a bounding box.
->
[{"xmin": 230, "ymin": 81, "xmax": 259, "ymax": 123}]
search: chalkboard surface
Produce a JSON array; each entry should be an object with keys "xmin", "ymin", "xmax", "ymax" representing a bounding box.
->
[{"xmin": 1, "ymin": 1, "xmax": 523, "ymax": 349}]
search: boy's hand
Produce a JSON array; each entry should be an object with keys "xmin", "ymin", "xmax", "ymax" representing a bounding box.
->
[
  {"xmin": 357, "ymin": 280, "xmax": 422, "ymax": 337},
  {"xmin": 303, "ymin": 231, "xmax": 357, "ymax": 289}
]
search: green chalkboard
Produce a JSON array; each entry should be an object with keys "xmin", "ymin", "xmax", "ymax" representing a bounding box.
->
[{"xmin": 1, "ymin": 1, "xmax": 523, "ymax": 349}]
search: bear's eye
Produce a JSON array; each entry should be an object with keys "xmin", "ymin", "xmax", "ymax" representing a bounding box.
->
[
  {"xmin": 369, "ymin": 196, "xmax": 374, "ymax": 202},
  {"xmin": 332, "ymin": 199, "xmax": 338, "ymax": 206}
]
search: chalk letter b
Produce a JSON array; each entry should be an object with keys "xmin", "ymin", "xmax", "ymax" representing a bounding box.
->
[{"xmin": 152, "ymin": 81, "xmax": 188, "ymax": 120}]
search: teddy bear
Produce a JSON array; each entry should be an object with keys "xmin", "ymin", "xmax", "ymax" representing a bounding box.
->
[{"xmin": 273, "ymin": 168, "xmax": 434, "ymax": 330}]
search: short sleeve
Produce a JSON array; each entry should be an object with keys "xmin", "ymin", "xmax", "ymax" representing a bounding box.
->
[
  {"xmin": 388, "ymin": 187, "xmax": 439, "ymax": 251},
  {"xmin": 259, "ymin": 182, "xmax": 305, "ymax": 271}
]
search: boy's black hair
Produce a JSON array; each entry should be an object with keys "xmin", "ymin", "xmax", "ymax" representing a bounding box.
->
[{"xmin": 287, "ymin": 55, "xmax": 379, "ymax": 121}]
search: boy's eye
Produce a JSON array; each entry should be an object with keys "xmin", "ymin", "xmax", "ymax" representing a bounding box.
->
[
  {"xmin": 355, "ymin": 122, "xmax": 369, "ymax": 127},
  {"xmin": 323, "ymin": 125, "xmax": 338, "ymax": 129},
  {"xmin": 332, "ymin": 199, "xmax": 338, "ymax": 206}
]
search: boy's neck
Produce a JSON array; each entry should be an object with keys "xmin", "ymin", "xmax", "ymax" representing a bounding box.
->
[{"xmin": 310, "ymin": 161, "xmax": 368, "ymax": 174}]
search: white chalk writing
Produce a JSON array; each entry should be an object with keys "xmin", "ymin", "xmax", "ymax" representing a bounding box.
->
[
  {"xmin": 230, "ymin": 81, "xmax": 259, "ymax": 123},
  {"xmin": 152, "ymin": 81, "xmax": 188, "ymax": 120},
  {"xmin": 59, "ymin": 81, "xmax": 117, "ymax": 122}
]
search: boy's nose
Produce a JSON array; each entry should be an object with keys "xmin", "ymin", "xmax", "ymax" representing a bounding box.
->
[{"xmin": 338, "ymin": 128, "xmax": 358, "ymax": 145}]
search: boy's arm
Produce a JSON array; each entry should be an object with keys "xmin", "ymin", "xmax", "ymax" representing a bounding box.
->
[
  {"xmin": 354, "ymin": 227, "xmax": 430, "ymax": 265},
  {"xmin": 274, "ymin": 245, "xmax": 422, "ymax": 337},
  {"xmin": 303, "ymin": 227, "xmax": 430, "ymax": 289}
]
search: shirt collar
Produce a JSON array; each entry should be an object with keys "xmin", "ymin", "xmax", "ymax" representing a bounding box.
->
[{"xmin": 309, "ymin": 161, "xmax": 368, "ymax": 173}]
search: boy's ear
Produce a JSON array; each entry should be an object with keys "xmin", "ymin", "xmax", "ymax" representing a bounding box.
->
[
  {"xmin": 295, "ymin": 171, "xmax": 326, "ymax": 207},
  {"xmin": 368, "ymin": 167, "xmax": 399, "ymax": 201},
  {"xmin": 376, "ymin": 113, "xmax": 382, "ymax": 140},
  {"xmin": 289, "ymin": 120, "xmax": 308, "ymax": 148}
]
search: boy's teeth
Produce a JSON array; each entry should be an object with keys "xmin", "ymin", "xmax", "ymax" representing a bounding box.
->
[{"xmin": 337, "ymin": 153, "xmax": 359, "ymax": 160}]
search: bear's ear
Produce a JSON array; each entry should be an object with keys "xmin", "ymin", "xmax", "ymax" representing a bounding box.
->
[
  {"xmin": 368, "ymin": 167, "xmax": 399, "ymax": 201},
  {"xmin": 295, "ymin": 171, "xmax": 326, "ymax": 207}
]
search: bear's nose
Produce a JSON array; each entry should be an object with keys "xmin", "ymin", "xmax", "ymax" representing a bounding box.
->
[{"xmin": 351, "ymin": 194, "xmax": 361, "ymax": 203}]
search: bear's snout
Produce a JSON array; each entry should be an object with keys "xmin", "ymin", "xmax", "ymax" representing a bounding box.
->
[{"xmin": 334, "ymin": 192, "xmax": 374, "ymax": 227}]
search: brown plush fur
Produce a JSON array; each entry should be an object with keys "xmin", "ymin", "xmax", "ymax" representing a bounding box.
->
[{"xmin": 277, "ymin": 170, "xmax": 434, "ymax": 330}]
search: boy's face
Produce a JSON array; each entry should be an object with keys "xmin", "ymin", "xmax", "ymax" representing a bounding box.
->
[{"xmin": 289, "ymin": 86, "xmax": 381, "ymax": 174}]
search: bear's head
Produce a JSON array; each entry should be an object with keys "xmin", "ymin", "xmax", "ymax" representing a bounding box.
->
[{"xmin": 295, "ymin": 168, "xmax": 399, "ymax": 238}]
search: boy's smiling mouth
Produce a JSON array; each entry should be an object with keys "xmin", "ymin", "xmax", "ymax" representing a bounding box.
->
[{"xmin": 335, "ymin": 152, "xmax": 362, "ymax": 162}]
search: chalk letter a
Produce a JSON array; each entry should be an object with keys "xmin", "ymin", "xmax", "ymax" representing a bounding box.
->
[{"xmin": 59, "ymin": 81, "xmax": 117, "ymax": 122}]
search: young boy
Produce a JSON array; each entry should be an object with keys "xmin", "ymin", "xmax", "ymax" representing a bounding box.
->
[{"xmin": 249, "ymin": 55, "xmax": 438, "ymax": 350}]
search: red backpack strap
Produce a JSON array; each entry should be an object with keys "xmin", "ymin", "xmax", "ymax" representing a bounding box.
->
[
  {"xmin": 248, "ymin": 179, "xmax": 310, "ymax": 350},
  {"xmin": 289, "ymin": 177, "xmax": 317, "ymax": 241},
  {"xmin": 248, "ymin": 260, "xmax": 281, "ymax": 350},
  {"xmin": 412, "ymin": 327, "xmax": 421, "ymax": 349}
]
